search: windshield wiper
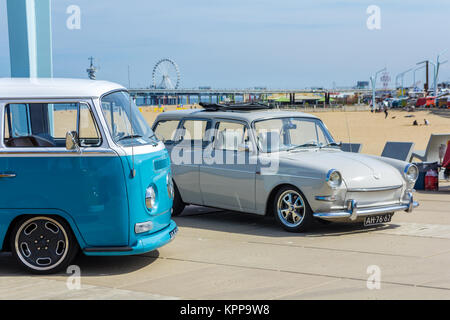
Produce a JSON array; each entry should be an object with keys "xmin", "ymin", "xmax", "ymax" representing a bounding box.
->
[
  {"xmin": 117, "ymin": 134, "xmax": 143, "ymax": 142},
  {"xmin": 288, "ymin": 143, "xmax": 319, "ymax": 151},
  {"xmin": 320, "ymin": 142, "xmax": 342, "ymax": 149},
  {"xmin": 148, "ymin": 134, "xmax": 159, "ymax": 146},
  {"xmin": 117, "ymin": 133, "xmax": 159, "ymax": 146}
]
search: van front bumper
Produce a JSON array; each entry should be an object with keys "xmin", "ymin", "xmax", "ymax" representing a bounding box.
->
[
  {"xmin": 313, "ymin": 193, "xmax": 419, "ymax": 221},
  {"xmin": 83, "ymin": 220, "xmax": 178, "ymax": 256}
]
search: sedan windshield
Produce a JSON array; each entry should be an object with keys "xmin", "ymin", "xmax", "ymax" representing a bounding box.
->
[
  {"xmin": 101, "ymin": 91, "xmax": 158, "ymax": 147},
  {"xmin": 254, "ymin": 117, "xmax": 336, "ymax": 153}
]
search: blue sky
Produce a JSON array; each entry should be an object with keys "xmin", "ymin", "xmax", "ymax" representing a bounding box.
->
[{"xmin": 1, "ymin": 0, "xmax": 450, "ymax": 89}]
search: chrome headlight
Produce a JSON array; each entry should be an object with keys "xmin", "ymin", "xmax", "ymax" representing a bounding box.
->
[
  {"xmin": 404, "ymin": 164, "xmax": 419, "ymax": 183},
  {"xmin": 145, "ymin": 186, "xmax": 156, "ymax": 210},
  {"xmin": 326, "ymin": 169, "xmax": 342, "ymax": 189},
  {"xmin": 167, "ymin": 173, "xmax": 174, "ymax": 199}
]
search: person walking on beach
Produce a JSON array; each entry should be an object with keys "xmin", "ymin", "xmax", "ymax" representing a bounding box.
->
[{"xmin": 384, "ymin": 105, "xmax": 389, "ymax": 119}]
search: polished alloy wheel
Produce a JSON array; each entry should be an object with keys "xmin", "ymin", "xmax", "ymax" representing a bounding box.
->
[
  {"xmin": 277, "ymin": 190, "xmax": 306, "ymax": 227},
  {"xmin": 14, "ymin": 217, "xmax": 70, "ymax": 272}
]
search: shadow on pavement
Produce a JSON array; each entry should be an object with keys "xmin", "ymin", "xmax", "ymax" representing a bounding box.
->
[
  {"xmin": 416, "ymin": 182, "xmax": 450, "ymax": 195},
  {"xmin": 428, "ymin": 108, "xmax": 450, "ymax": 119},
  {"xmin": 0, "ymin": 250, "xmax": 159, "ymax": 277},
  {"xmin": 175, "ymin": 205, "xmax": 399, "ymax": 238}
]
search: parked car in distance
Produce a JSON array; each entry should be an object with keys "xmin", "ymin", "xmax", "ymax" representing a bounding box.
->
[
  {"xmin": 153, "ymin": 103, "xmax": 419, "ymax": 233},
  {"xmin": 0, "ymin": 78, "xmax": 177, "ymax": 273}
]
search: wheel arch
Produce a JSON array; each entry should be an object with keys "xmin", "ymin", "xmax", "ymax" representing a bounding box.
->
[
  {"xmin": 1, "ymin": 212, "xmax": 86, "ymax": 252},
  {"xmin": 172, "ymin": 179, "xmax": 185, "ymax": 204},
  {"xmin": 265, "ymin": 183, "xmax": 308, "ymax": 216}
]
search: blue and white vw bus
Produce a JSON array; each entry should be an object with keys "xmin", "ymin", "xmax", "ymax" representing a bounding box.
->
[{"xmin": 0, "ymin": 78, "xmax": 177, "ymax": 274}]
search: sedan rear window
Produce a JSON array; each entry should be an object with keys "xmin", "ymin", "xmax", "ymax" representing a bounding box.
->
[{"xmin": 154, "ymin": 120, "xmax": 180, "ymax": 144}]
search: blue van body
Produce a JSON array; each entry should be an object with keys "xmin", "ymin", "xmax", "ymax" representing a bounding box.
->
[
  {"xmin": 0, "ymin": 149, "xmax": 175, "ymax": 255},
  {"xmin": 0, "ymin": 79, "xmax": 177, "ymax": 265}
]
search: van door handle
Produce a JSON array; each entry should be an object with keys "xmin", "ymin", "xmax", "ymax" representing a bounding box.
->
[{"xmin": 0, "ymin": 173, "xmax": 16, "ymax": 178}]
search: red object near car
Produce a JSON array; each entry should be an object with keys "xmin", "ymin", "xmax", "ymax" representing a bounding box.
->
[
  {"xmin": 425, "ymin": 169, "xmax": 439, "ymax": 191},
  {"xmin": 443, "ymin": 141, "xmax": 450, "ymax": 168},
  {"xmin": 416, "ymin": 98, "xmax": 426, "ymax": 107},
  {"xmin": 416, "ymin": 97, "xmax": 436, "ymax": 107}
]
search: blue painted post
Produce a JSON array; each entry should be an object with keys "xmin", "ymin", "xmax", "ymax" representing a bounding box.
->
[{"xmin": 6, "ymin": 0, "xmax": 53, "ymax": 78}]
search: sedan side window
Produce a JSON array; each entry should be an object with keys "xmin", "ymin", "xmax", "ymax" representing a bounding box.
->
[
  {"xmin": 177, "ymin": 119, "xmax": 209, "ymax": 147},
  {"xmin": 153, "ymin": 120, "xmax": 180, "ymax": 144},
  {"xmin": 214, "ymin": 121, "xmax": 251, "ymax": 152}
]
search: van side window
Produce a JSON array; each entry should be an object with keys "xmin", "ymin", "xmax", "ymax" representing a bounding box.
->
[
  {"xmin": 4, "ymin": 102, "xmax": 101, "ymax": 148},
  {"xmin": 153, "ymin": 120, "xmax": 180, "ymax": 144},
  {"xmin": 78, "ymin": 104, "xmax": 102, "ymax": 146}
]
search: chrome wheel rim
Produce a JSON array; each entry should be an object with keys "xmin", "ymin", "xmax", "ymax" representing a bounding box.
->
[
  {"xmin": 277, "ymin": 190, "xmax": 305, "ymax": 227},
  {"xmin": 14, "ymin": 217, "xmax": 69, "ymax": 271}
]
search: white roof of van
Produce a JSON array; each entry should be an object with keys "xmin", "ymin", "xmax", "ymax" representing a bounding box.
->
[{"xmin": 0, "ymin": 78, "xmax": 126, "ymax": 99}]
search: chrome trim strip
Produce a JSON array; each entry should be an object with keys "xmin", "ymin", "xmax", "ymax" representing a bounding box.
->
[
  {"xmin": 315, "ymin": 195, "xmax": 336, "ymax": 202},
  {"xmin": 0, "ymin": 150, "xmax": 117, "ymax": 157},
  {"xmin": 347, "ymin": 185, "xmax": 403, "ymax": 192},
  {"xmin": 348, "ymin": 199, "xmax": 358, "ymax": 221},
  {"xmin": 313, "ymin": 201, "xmax": 419, "ymax": 219}
]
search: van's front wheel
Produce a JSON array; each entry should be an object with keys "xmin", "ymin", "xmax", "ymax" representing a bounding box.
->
[{"xmin": 10, "ymin": 216, "xmax": 79, "ymax": 274}]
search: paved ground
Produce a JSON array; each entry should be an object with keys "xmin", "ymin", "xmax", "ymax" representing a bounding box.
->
[{"xmin": 1, "ymin": 185, "xmax": 449, "ymax": 300}]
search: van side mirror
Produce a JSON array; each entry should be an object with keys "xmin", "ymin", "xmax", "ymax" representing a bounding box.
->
[{"xmin": 66, "ymin": 131, "xmax": 80, "ymax": 151}]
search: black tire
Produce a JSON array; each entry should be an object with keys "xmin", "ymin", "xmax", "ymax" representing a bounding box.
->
[
  {"xmin": 171, "ymin": 183, "xmax": 186, "ymax": 216},
  {"xmin": 10, "ymin": 216, "xmax": 79, "ymax": 274},
  {"xmin": 273, "ymin": 186, "xmax": 313, "ymax": 233}
]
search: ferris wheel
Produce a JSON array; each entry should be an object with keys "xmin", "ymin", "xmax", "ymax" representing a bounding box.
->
[{"xmin": 152, "ymin": 58, "xmax": 181, "ymax": 89}]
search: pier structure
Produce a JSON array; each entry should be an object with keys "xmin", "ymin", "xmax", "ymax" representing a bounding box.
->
[{"xmin": 129, "ymin": 88, "xmax": 374, "ymax": 106}]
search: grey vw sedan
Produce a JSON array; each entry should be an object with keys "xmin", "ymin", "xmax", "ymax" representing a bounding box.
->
[{"xmin": 152, "ymin": 104, "xmax": 419, "ymax": 232}]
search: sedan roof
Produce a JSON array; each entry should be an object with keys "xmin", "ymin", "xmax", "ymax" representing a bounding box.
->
[{"xmin": 156, "ymin": 109, "xmax": 320, "ymax": 123}]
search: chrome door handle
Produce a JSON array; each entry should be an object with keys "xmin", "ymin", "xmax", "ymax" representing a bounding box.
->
[{"xmin": 0, "ymin": 173, "xmax": 16, "ymax": 178}]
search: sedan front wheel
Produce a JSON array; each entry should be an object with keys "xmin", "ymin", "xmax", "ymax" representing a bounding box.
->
[{"xmin": 273, "ymin": 187, "xmax": 313, "ymax": 232}]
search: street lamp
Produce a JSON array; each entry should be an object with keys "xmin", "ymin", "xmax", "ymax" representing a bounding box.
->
[
  {"xmin": 413, "ymin": 65, "xmax": 426, "ymax": 91},
  {"xmin": 429, "ymin": 61, "xmax": 437, "ymax": 96},
  {"xmin": 433, "ymin": 49, "xmax": 448, "ymax": 96},
  {"xmin": 370, "ymin": 67, "xmax": 386, "ymax": 110},
  {"xmin": 395, "ymin": 68, "xmax": 413, "ymax": 97}
]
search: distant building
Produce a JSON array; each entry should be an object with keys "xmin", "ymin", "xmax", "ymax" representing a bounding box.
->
[
  {"xmin": 438, "ymin": 82, "xmax": 450, "ymax": 89},
  {"xmin": 356, "ymin": 81, "xmax": 369, "ymax": 89}
]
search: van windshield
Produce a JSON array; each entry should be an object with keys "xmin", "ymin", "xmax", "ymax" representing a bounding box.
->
[{"xmin": 101, "ymin": 91, "xmax": 158, "ymax": 147}]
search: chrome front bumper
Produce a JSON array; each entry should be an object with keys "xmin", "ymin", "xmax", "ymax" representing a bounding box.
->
[{"xmin": 313, "ymin": 192, "xmax": 419, "ymax": 221}]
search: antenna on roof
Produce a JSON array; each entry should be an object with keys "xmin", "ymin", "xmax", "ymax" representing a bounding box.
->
[
  {"xmin": 129, "ymin": 75, "xmax": 136, "ymax": 178},
  {"xmin": 87, "ymin": 57, "xmax": 97, "ymax": 80}
]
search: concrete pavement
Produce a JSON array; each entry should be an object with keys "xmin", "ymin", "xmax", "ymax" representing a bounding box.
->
[{"xmin": 0, "ymin": 186, "xmax": 449, "ymax": 299}]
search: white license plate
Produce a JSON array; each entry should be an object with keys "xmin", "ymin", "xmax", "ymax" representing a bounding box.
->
[
  {"xmin": 364, "ymin": 214, "xmax": 393, "ymax": 226},
  {"xmin": 169, "ymin": 227, "xmax": 178, "ymax": 239}
]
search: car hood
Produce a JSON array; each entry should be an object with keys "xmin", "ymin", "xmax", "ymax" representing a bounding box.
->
[{"xmin": 280, "ymin": 149, "xmax": 405, "ymax": 189}]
